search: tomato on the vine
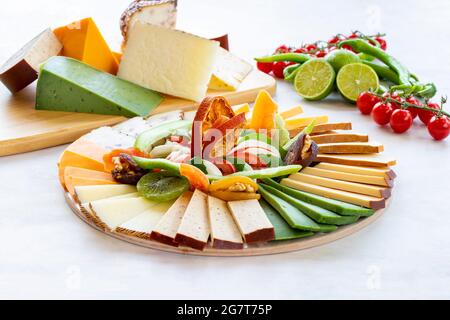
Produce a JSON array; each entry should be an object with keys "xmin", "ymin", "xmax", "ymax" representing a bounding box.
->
[
  {"xmin": 305, "ymin": 44, "xmax": 317, "ymax": 52},
  {"xmin": 390, "ymin": 109, "xmax": 413, "ymax": 133},
  {"xmin": 427, "ymin": 116, "xmax": 450, "ymax": 140},
  {"xmin": 348, "ymin": 33, "xmax": 359, "ymax": 39},
  {"xmin": 418, "ymin": 102, "xmax": 440, "ymax": 125},
  {"xmin": 275, "ymin": 45, "xmax": 290, "ymax": 53},
  {"xmin": 294, "ymin": 48, "xmax": 307, "ymax": 54},
  {"xmin": 357, "ymin": 92, "xmax": 380, "ymax": 115},
  {"xmin": 272, "ymin": 61, "xmax": 287, "ymax": 78},
  {"xmin": 256, "ymin": 61, "xmax": 273, "ymax": 74},
  {"xmin": 383, "ymin": 92, "xmax": 403, "ymax": 109},
  {"xmin": 405, "ymin": 96, "xmax": 420, "ymax": 119},
  {"xmin": 372, "ymin": 102, "xmax": 393, "ymax": 125},
  {"xmin": 315, "ymin": 50, "xmax": 327, "ymax": 58},
  {"xmin": 328, "ymin": 36, "xmax": 340, "ymax": 44},
  {"xmin": 375, "ymin": 37, "xmax": 387, "ymax": 50}
]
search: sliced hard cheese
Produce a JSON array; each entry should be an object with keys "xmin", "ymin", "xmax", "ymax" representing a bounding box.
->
[
  {"xmin": 208, "ymin": 47, "xmax": 252, "ymax": 91},
  {"xmin": 118, "ymin": 22, "xmax": 219, "ymax": 102},
  {"xmin": 36, "ymin": 57, "xmax": 163, "ymax": 117},
  {"xmin": 280, "ymin": 106, "xmax": 304, "ymax": 119},
  {"xmin": 281, "ymin": 178, "xmax": 385, "ymax": 209},
  {"xmin": 74, "ymin": 184, "xmax": 137, "ymax": 204},
  {"xmin": 311, "ymin": 133, "xmax": 369, "ymax": 145},
  {"xmin": 315, "ymin": 163, "xmax": 397, "ymax": 179},
  {"xmin": 58, "ymin": 138, "xmax": 107, "ymax": 186},
  {"xmin": 318, "ymin": 142, "xmax": 384, "ymax": 154},
  {"xmin": 175, "ymin": 190, "xmax": 211, "ymax": 250},
  {"xmin": 0, "ymin": 28, "xmax": 62, "ymax": 93},
  {"xmin": 289, "ymin": 173, "xmax": 391, "ymax": 198},
  {"xmin": 302, "ymin": 167, "xmax": 393, "ymax": 187},
  {"xmin": 116, "ymin": 201, "xmax": 174, "ymax": 239},
  {"xmin": 316, "ymin": 154, "xmax": 397, "ymax": 167},
  {"xmin": 66, "ymin": 176, "xmax": 117, "ymax": 197},
  {"xmin": 151, "ymin": 192, "xmax": 193, "ymax": 247},
  {"xmin": 80, "ymin": 192, "xmax": 139, "ymax": 221},
  {"xmin": 227, "ymin": 200, "xmax": 275, "ymax": 243},
  {"xmin": 232, "ymin": 103, "xmax": 250, "ymax": 115},
  {"xmin": 89, "ymin": 197, "xmax": 157, "ymax": 231},
  {"xmin": 120, "ymin": 0, "xmax": 177, "ymax": 39},
  {"xmin": 64, "ymin": 166, "xmax": 115, "ymax": 194},
  {"xmin": 285, "ymin": 115, "xmax": 329, "ymax": 131},
  {"xmin": 82, "ymin": 127, "xmax": 135, "ymax": 151},
  {"xmin": 207, "ymin": 196, "xmax": 244, "ymax": 249},
  {"xmin": 53, "ymin": 18, "xmax": 118, "ymax": 74},
  {"xmin": 290, "ymin": 122, "xmax": 352, "ymax": 137}
]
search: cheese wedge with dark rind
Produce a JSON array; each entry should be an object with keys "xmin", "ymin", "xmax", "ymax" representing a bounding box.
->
[
  {"xmin": 151, "ymin": 191, "xmax": 193, "ymax": 247},
  {"xmin": 311, "ymin": 133, "xmax": 369, "ymax": 145},
  {"xmin": 207, "ymin": 196, "xmax": 244, "ymax": 249},
  {"xmin": 0, "ymin": 28, "xmax": 62, "ymax": 93},
  {"xmin": 281, "ymin": 178, "xmax": 385, "ymax": 210},
  {"xmin": 318, "ymin": 142, "xmax": 384, "ymax": 154},
  {"xmin": 175, "ymin": 190, "xmax": 211, "ymax": 250},
  {"xmin": 227, "ymin": 199, "xmax": 275, "ymax": 243},
  {"xmin": 36, "ymin": 56, "xmax": 163, "ymax": 117}
]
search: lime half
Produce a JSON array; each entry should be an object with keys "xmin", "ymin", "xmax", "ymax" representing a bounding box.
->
[
  {"xmin": 336, "ymin": 63, "xmax": 379, "ymax": 102},
  {"xmin": 294, "ymin": 59, "xmax": 335, "ymax": 101}
]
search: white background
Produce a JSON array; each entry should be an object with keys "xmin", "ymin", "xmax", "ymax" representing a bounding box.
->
[{"xmin": 0, "ymin": 0, "xmax": 449, "ymax": 299}]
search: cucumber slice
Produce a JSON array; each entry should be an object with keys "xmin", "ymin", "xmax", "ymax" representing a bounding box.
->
[
  {"xmin": 260, "ymin": 184, "xmax": 360, "ymax": 225},
  {"xmin": 260, "ymin": 200, "xmax": 314, "ymax": 241},
  {"xmin": 317, "ymin": 224, "xmax": 338, "ymax": 233},
  {"xmin": 259, "ymin": 185, "xmax": 321, "ymax": 232},
  {"xmin": 262, "ymin": 179, "xmax": 374, "ymax": 216}
]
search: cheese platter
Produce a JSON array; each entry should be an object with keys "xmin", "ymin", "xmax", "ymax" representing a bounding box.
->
[
  {"xmin": 61, "ymin": 90, "xmax": 396, "ymax": 256},
  {"xmin": 0, "ymin": 3, "xmax": 275, "ymax": 157}
]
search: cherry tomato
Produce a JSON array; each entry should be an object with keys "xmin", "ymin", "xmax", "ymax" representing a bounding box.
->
[
  {"xmin": 315, "ymin": 50, "xmax": 327, "ymax": 58},
  {"xmin": 294, "ymin": 48, "xmax": 307, "ymax": 54},
  {"xmin": 305, "ymin": 44, "xmax": 317, "ymax": 52},
  {"xmin": 256, "ymin": 61, "xmax": 273, "ymax": 74},
  {"xmin": 405, "ymin": 96, "xmax": 420, "ymax": 119},
  {"xmin": 418, "ymin": 102, "xmax": 440, "ymax": 125},
  {"xmin": 275, "ymin": 45, "xmax": 290, "ymax": 53},
  {"xmin": 328, "ymin": 36, "xmax": 341, "ymax": 44},
  {"xmin": 375, "ymin": 37, "xmax": 387, "ymax": 50},
  {"xmin": 427, "ymin": 116, "xmax": 450, "ymax": 140},
  {"xmin": 383, "ymin": 92, "xmax": 403, "ymax": 109},
  {"xmin": 348, "ymin": 33, "xmax": 359, "ymax": 39},
  {"xmin": 390, "ymin": 109, "xmax": 413, "ymax": 133},
  {"xmin": 342, "ymin": 44, "xmax": 355, "ymax": 52},
  {"xmin": 357, "ymin": 92, "xmax": 380, "ymax": 115},
  {"xmin": 372, "ymin": 102, "xmax": 394, "ymax": 125},
  {"xmin": 272, "ymin": 61, "xmax": 287, "ymax": 78}
]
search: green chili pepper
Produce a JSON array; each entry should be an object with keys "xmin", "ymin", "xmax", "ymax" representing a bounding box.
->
[
  {"xmin": 362, "ymin": 61, "xmax": 400, "ymax": 84},
  {"xmin": 283, "ymin": 63, "xmax": 301, "ymax": 82},
  {"xmin": 133, "ymin": 157, "xmax": 181, "ymax": 173},
  {"xmin": 255, "ymin": 53, "xmax": 310, "ymax": 64}
]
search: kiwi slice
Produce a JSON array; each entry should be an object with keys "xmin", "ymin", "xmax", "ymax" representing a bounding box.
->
[{"xmin": 137, "ymin": 171, "xmax": 190, "ymax": 202}]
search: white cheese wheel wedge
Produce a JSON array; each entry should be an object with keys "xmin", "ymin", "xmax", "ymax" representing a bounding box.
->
[
  {"xmin": 116, "ymin": 201, "xmax": 174, "ymax": 239},
  {"xmin": 118, "ymin": 22, "xmax": 219, "ymax": 102},
  {"xmin": 83, "ymin": 127, "xmax": 135, "ymax": 151},
  {"xmin": 89, "ymin": 197, "xmax": 157, "ymax": 231},
  {"xmin": 75, "ymin": 184, "xmax": 137, "ymax": 203}
]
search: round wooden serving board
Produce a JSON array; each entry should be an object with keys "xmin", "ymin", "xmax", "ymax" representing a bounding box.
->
[
  {"xmin": 0, "ymin": 69, "xmax": 275, "ymax": 157},
  {"xmin": 65, "ymin": 193, "xmax": 387, "ymax": 257}
]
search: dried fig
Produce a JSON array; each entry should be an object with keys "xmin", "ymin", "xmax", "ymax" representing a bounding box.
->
[
  {"xmin": 111, "ymin": 153, "xmax": 149, "ymax": 185},
  {"xmin": 283, "ymin": 134, "xmax": 318, "ymax": 168}
]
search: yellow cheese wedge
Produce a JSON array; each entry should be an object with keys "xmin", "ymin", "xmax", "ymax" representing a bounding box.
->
[
  {"xmin": 316, "ymin": 154, "xmax": 397, "ymax": 167},
  {"xmin": 318, "ymin": 142, "xmax": 384, "ymax": 154},
  {"xmin": 281, "ymin": 178, "xmax": 385, "ymax": 209},
  {"xmin": 66, "ymin": 176, "xmax": 118, "ymax": 197},
  {"xmin": 280, "ymin": 106, "xmax": 304, "ymax": 119},
  {"xmin": 58, "ymin": 138, "xmax": 107, "ymax": 187},
  {"xmin": 151, "ymin": 192, "xmax": 193, "ymax": 247},
  {"xmin": 289, "ymin": 122, "xmax": 352, "ymax": 137},
  {"xmin": 74, "ymin": 184, "xmax": 137, "ymax": 204},
  {"xmin": 302, "ymin": 167, "xmax": 392, "ymax": 187},
  {"xmin": 289, "ymin": 173, "xmax": 390, "ymax": 198},
  {"xmin": 315, "ymin": 163, "xmax": 396, "ymax": 179},
  {"xmin": 89, "ymin": 197, "xmax": 157, "ymax": 231},
  {"xmin": 116, "ymin": 201, "xmax": 174, "ymax": 239},
  {"xmin": 207, "ymin": 196, "xmax": 244, "ymax": 249},
  {"xmin": 175, "ymin": 190, "xmax": 210, "ymax": 250},
  {"xmin": 80, "ymin": 192, "xmax": 139, "ymax": 222},
  {"xmin": 285, "ymin": 115, "xmax": 329, "ymax": 131},
  {"xmin": 311, "ymin": 133, "xmax": 369, "ymax": 145},
  {"xmin": 232, "ymin": 103, "xmax": 250, "ymax": 115},
  {"xmin": 227, "ymin": 199, "xmax": 275, "ymax": 243},
  {"xmin": 53, "ymin": 18, "xmax": 118, "ymax": 74}
]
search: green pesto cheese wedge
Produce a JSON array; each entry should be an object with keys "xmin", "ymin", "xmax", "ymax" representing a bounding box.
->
[
  {"xmin": 262, "ymin": 179, "xmax": 374, "ymax": 217},
  {"xmin": 36, "ymin": 56, "xmax": 163, "ymax": 117},
  {"xmin": 259, "ymin": 185, "xmax": 320, "ymax": 232},
  {"xmin": 260, "ymin": 200, "xmax": 314, "ymax": 241},
  {"xmin": 260, "ymin": 184, "xmax": 359, "ymax": 225}
]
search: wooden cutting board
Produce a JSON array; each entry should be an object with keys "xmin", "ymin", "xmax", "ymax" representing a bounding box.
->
[{"xmin": 0, "ymin": 69, "xmax": 275, "ymax": 156}]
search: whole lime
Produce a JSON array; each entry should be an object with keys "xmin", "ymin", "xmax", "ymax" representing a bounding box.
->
[{"xmin": 326, "ymin": 49, "xmax": 361, "ymax": 72}]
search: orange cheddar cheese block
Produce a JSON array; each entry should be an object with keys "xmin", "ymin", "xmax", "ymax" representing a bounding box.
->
[
  {"xmin": 66, "ymin": 176, "xmax": 118, "ymax": 197},
  {"xmin": 53, "ymin": 18, "xmax": 118, "ymax": 74},
  {"xmin": 58, "ymin": 138, "xmax": 108, "ymax": 187}
]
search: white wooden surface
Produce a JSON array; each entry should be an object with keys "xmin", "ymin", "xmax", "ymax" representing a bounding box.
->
[{"xmin": 0, "ymin": 0, "xmax": 449, "ymax": 299}]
